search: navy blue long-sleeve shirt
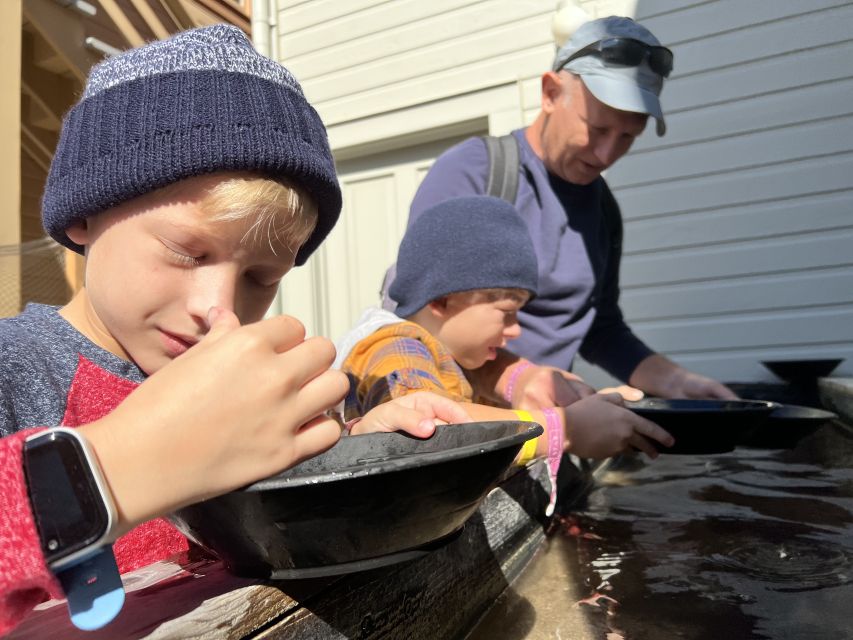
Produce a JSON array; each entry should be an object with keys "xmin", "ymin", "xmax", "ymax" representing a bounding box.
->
[{"xmin": 402, "ymin": 128, "xmax": 654, "ymax": 382}]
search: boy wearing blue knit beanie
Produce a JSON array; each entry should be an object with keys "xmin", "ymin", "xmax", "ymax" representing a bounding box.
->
[
  {"xmin": 0, "ymin": 26, "xmax": 467, "ymax": 634},
  {"xmin": 339, "ymin": 196, "xmax": 673, "ymax": 484}
]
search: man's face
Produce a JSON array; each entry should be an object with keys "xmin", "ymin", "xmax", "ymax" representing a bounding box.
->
[
  {"xmin": 67, "ymin": 173, "xmax": 300, "ymax": 375},
  {"xmin": 435, "ymin": 291, "xmax": 529, "ymax": 370},
  {"xmin": 539, "ymin": 73, "xmax": 649, "ymax": 185}
]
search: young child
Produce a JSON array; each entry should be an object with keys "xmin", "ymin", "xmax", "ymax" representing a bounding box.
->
[
  {"xmin": 338, "ymin": 196, "xmax": 673, "ymax": 506},
  {"xmin": 0, "ymin": 25, "xmax": 467, "ymax": 634}
]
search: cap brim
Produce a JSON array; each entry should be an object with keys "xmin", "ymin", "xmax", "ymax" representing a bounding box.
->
[{"xmin": 580, "ymin": 74, "xmax": 666, "ymax": 136}]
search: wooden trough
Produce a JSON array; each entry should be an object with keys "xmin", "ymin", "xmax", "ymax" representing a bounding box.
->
[{"xmin": 9, "ymin": 457, "xmax": 594, "ymax": 640}]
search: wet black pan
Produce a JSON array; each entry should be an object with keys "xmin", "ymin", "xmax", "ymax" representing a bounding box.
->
[
  {"xmin": 761, "ymin": 359, "xmax": 843, "ymax": 383},
  {"xmin": 170, "ymin": 420, "xmax": 541, "ymax": 579},
  {"xmin": 625, "ymin": 398, "xmax": 777, "ymax": 455},
  {"xmin": 738, "ymin": 403, "xmax": 838, "ymax": 449}
]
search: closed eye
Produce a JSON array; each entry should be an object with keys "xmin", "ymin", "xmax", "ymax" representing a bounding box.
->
[{"xmin": 163, "ymin": 244, "xmax": 203, "ymax": 267}]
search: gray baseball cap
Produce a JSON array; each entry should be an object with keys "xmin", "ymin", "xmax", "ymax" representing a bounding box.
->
[{"xmin": 552, "ymin": 16, "xmax": 670, "ymax": 136}]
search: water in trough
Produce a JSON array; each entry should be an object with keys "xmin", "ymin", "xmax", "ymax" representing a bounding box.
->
[{"xmin": 469, "ymin": 420, "xmax": 853, "ymax": 640}]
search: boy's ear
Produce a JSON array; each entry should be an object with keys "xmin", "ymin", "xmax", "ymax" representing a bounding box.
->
[
  {"xmin": 427, "ymin": 296, "xmax": 450, "ymax": 318},
  {"xmin": 64, "ymin": 220, "xmax": 89, "ymax": 247}
]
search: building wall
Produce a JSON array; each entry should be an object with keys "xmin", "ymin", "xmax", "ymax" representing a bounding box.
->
[
  {"xmin": 578, "ymin": 0, "xmax": 853, "ymax": 385},
  {"xmin": 275, "ymin": 0, "xmax": 853, "ymax": 383}
]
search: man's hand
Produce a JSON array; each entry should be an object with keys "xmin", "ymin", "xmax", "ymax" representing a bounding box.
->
[
  {"xmin": 514, "ymin": 366, "xmax": 596, "ymax": 410},
  {"xmin": 350, "ymin": 392, "xmax": 472, "ymax": 437},
  {"xmin": 629, "ymin": 354, "xmax": 737, "ymax": 400},
  {"xmin": 598, "ymin": 385, "xmax": 644, "ymax": 401},
  {"xmin": 666, "ymin": 370, "xmax": 738, "ymax": 400}
]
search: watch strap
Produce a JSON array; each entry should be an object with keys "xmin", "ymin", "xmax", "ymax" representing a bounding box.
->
[{"xmin": 56, "ymin": 545, "xmax": 124, "ymax": 631}]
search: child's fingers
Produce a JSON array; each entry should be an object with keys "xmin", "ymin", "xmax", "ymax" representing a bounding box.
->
[
  {"xmin": 376, "ymin": 405, "xmax": 437, "ymax": 438},
  {"xmin": 594, "ymin": 391, "xmax": 625, "ymax": 406},
  {"xmin": 291, "ymin": 369, "xmax": 350, "ymax": 425},
  {"xmin": 632, "ymin": 415, "xmax": 674, "ymax": 447},
  {"xmin": 238, "ymin": 314, "xmax": 308, "ymax": 354},
  {"xmin": 628, "ymin": 432, "xmax": 659, "ymax": 459},
  {"xmin": 292, "ymin": 414, "xmax": 343, "ymax": 464},
  {"xmin": 203, "ymin": 306, "xmax": 241, "ymax": 343},
  {"xmin": 410, "ymin": 393, "xmax": 472, "ymax": 425},
  {"xmin": 349, "ymin": 402, "xmax": 437, "ymax": 438},
  {"xmin": 274, "ymin": 336, "xmax": 337, "ymax": 383}
]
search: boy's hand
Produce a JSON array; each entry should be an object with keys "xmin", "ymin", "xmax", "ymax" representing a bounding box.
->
[
  {"xmin": 82, "ymin": 308, "xmax": 348, "ymax": 534},
  {"xmin": 597, "ymin": 385, "xmax": 644, "ymax": 401},
  {"xmin": 350, "ymin": 392, "xmax": 472, "ymax": 438},
  {"xmin": 563, "ymin": 393, "xmax": 674, "ymax": 460},
  {"xmin": 515, "ymin": 366, "xmax": 596, "ymax": 410}
]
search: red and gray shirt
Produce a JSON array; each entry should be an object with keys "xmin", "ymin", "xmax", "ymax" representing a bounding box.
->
[{"xmin": 0, "ymin": 304, "xmax": 189, "ymax": 634}]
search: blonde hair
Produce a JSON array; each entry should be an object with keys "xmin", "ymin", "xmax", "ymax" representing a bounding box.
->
[
  {"xmin": 151, "ymin": 172, "xmax": 318, "ymax": 256},
  {"xmin": 203, "ymin": 174, "xmax": 318, "ymax": 255}
]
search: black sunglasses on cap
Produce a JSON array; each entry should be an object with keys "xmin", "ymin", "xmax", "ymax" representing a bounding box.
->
[{"xmin": 559, "ymin": 37, "xmax": 674, "ymax": 78}]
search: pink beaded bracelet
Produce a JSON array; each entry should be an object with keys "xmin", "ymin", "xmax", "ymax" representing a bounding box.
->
[
  {"xmin": 503, "ymin": 360, "xmax": 534, "ymax": 405},
  {"xmin": 541, "ymin": 407, "xmax": 564, "ymax": 516}
]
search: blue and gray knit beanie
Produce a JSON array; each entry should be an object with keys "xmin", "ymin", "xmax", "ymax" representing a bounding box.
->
[
  {"xmin": 42, "ymin": 24, "xmax": 341, "ymax": 265},
  {"xmin": 391, "ymin": 196, "xmax": 538, "ymax": 318}
]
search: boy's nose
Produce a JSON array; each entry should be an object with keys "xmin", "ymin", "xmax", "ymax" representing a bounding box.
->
[
  {"xmin": 503, "ymin": 321, "xmax": 522, "ymax": 340},
  {"xmin": 186, "ymin": 269, "xmax": 239, "ymax": 326}
]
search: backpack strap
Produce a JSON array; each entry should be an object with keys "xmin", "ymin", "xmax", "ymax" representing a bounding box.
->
[
  {"xmin": 600, "ymin": 180, "xmax": 623, "ymax": 251},
  {"xmin": 482, "ymin": 134, "xmax": 520, "ymax": 204}
]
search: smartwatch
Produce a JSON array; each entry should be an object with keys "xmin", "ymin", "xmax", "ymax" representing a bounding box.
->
[{"xmin": 23, "ymin": 427, "xmax": 125, "ymax": 630}]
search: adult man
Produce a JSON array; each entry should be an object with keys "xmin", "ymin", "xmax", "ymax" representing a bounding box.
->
[{"xmin": 387, "ymin": 16, "xmax": 735, "ymax": 401}]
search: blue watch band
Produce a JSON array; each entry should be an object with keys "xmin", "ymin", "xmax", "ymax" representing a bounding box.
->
[{"xmin": 55, "ymin": 546, "xmax": 125, "ymax": 631}]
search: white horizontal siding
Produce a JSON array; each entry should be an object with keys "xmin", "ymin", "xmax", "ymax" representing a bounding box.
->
[
  {"xmin": 277, "ymin": 0, "xmax": 853, "ymax": 384},
  {"xmin": 278, "ymin": 0, "xmax": 555, "ymax": 128},
  {"xmin": 626, "ymin": 191, "xmax": 853, "ymax": 253},
  {"xmin": 616, "ymin": 153, "xmax": 853, "ymax": 218},
  {"xmin": 582, "ymin": 0, "xmax": 853, "ymax": 385},
  {"xmin": 621, "ymin": 269, "xmax": 853, "ymax": 321},
  {"xmin": 281, "ymin": 0, "xmax": 549, "ymax": 79}
]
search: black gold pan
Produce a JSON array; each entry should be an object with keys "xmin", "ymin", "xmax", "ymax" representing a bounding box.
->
[
  {"xmin": 170, "ymin": 420, "xmax": 541, "ymax": 579},
  {"xmin": 625, "ymin": 398, "xmax": 776, "ymax": 454}
]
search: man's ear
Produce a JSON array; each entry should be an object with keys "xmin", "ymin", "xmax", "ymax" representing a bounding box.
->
[
  {"xmin": 64, "ymin": 220, "xmax": 89, "ymax": 248},
  {"xmin": 541, "ymin": 71, "xmax": 565, "ymax": 115}
]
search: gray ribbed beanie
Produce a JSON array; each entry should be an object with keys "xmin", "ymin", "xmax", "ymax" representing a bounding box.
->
[
  {"xmin": 391, "ymin": 196, "xmax": 538, "ymax": 318},
  {"xmin": 42, "ymin": 24, "xmax": 341, "ymax": 265}
]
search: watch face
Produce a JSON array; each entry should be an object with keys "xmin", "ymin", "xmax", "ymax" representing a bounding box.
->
[{"xmin": 24, "ymin": 431, "xmax": 110, "ymax": 564}]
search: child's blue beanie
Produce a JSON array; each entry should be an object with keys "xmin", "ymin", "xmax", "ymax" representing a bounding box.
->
[
  {"xmin": 41, "ymin": 25, "xmax": 340, "ymax": 265},
  {"xmin": 391, "ymin": 196, "xmax": 538, "ymax": 318}
]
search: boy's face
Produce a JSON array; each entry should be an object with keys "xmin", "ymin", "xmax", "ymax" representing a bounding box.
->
[
  {"xmin": 434, "ymin": 291, "xmax": 529, "ymax": 370},
  {"xmin": 66, "ymin": 173, "xmax": 301, "ymax": 375}
]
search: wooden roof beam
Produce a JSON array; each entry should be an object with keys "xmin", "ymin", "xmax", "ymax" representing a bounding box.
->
[
  {"xmin": 159, "ymin": 0, "xmax": 193, "ymax": 31},
  {"xmin": 21, "ymin": 132, "xmax": 52, "ymax": 174},
  {"xmin": 128, "ymin": 0, "xmax": 170, "ymax": 40},
  {"xmin": 21, "ymin": 121, "xmax": 57, "ymax": 170},
  {"xmin": 21, "ymin": 37, "xmax": 77, "ymax": 131},
  {"xmin": 23, "ymin": 0, "xmax": 102, "ymax": 83},
  {"xmin": 190, "ymin": 0, "xmax": 251, "ymax": 34},
  {"xmin": 96, "ymin": 0, "xmax": 145, "ymax": 47}
]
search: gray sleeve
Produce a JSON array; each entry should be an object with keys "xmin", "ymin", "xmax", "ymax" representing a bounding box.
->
[{"xmin": 0, "ymin": 377, "xmax": 17, "ymax": 437}]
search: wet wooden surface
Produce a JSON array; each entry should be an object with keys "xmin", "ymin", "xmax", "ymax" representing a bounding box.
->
[{"xmin": 9, "ymin": 459, "xmax": 581, "ymax": 640}]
